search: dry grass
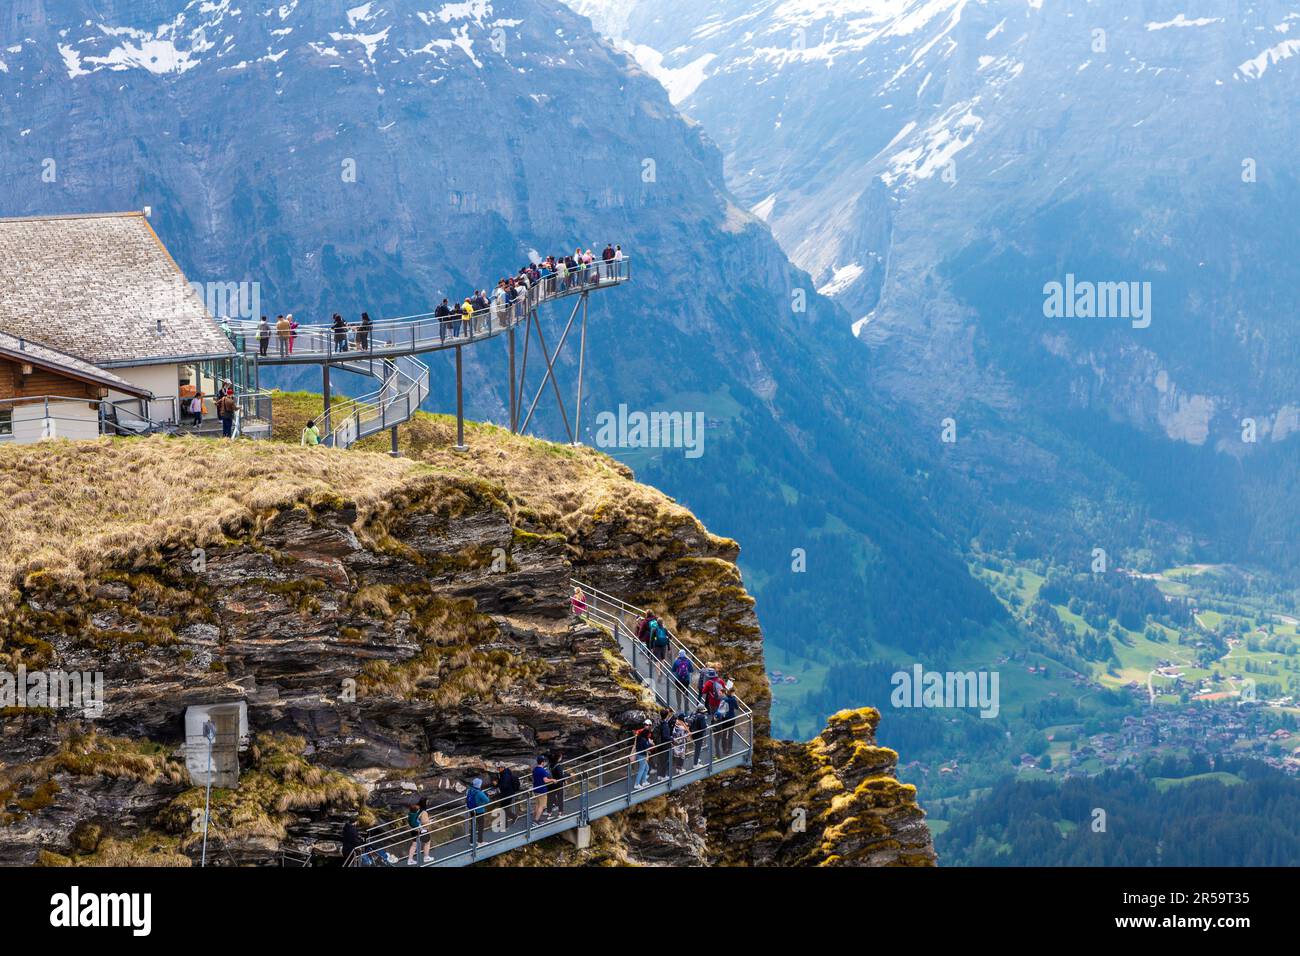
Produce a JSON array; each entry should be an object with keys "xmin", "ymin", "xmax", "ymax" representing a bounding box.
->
[
  {"xmin": 0, "ymin": 434, "xmax": 422, "ymax": 609},
  {"xmin": 349, "ymin": 408, "xmax": 705, "ymax": 545}
]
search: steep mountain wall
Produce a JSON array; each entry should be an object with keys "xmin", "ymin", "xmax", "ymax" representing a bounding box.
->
[{"xmin": 0, "ymin": 427, "xmax": 935, "ymax": 867}]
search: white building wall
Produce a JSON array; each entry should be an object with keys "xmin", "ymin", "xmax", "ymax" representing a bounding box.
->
[
  {"xmin": 108, "ymin": 363, "xmax": 180, "ymax": 424},
  {"xmin": 3, "ymin": 399, "xmax": 101, "ymax": 443}
]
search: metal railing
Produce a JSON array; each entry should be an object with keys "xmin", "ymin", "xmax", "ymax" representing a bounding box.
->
[
  {"xmin": 343, "ymin": 578, "xmax": 750, "ymax": 867},
  {"xmin": 0, "ymin": 394, "xmax": 175, "ymax": 442},
  {"xmin": 232, "ymin": 256, "xmax": 631, "ymax": 364},
  {"xmin": 573, "ymin": 580, "xmax": 755, "ymax": 726},
  {"xmin": 322, "ymin": 354, "xmax": 431, "ymax": 449}
]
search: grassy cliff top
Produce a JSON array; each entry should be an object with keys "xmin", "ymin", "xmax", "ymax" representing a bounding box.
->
[{"xmin": 0, "ymin": 394, "xmax": 714, "ymax": 604}]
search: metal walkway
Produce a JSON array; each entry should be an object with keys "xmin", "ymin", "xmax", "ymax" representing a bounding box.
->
[
  {"xmin": 345, "ymin": 581, "xmax": 752, "ymax": 867},
  {"xmin": 229, "ymin": 259, "xmax": 631, "ymax": 450}
]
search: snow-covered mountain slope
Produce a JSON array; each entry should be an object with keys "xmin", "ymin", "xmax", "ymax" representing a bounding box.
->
[
  {"xmin": 1, "ymin": 0, "xmax": 1013, "ymax": 735},
  {"xmin": 568, "ymin": 0, "xmax": 1300, "ymax": 572}
]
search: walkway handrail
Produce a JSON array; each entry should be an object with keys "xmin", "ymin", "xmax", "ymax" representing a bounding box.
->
[
  {"xmin": 232, "ymin": 256, "xmax": 631, "ymax": 363},
  {"xmin": 0, "ymin": 393, "xmax": 175, "ymax": 439},
  {"xmin": 322, "ymin": 353, "xmax": 430, "ymax": 449},
  {"xmin": 573, "ymin": 580, "xmax": 753, "ymax": 722},
  {"xmin": 343, "ymin": 578, "xmax": 751, "ymax": 867}
]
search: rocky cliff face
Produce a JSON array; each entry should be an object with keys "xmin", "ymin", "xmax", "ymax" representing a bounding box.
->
[
  {"xmin": 0, "ymin": 426, "xmax": 934, "ymax": 867},
  {"xmin": 0, "ymin": 0, "xmax": 1001, "ymax": 735}
]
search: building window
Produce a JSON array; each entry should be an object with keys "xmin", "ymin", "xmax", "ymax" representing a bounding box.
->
[{"xmin": 0, "ymin": 410, "xmax": 12, "ymax": 439}]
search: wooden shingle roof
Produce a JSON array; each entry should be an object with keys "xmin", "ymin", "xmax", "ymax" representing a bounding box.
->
[
  {"xmin": 0, "ymin": 212, "xmax": 236, "ymax": 367},
  {"xmin": 0, "ymin": 331, "xmax": 151, "ymax": 397}
]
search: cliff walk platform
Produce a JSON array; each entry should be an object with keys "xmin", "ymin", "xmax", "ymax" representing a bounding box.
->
[{"xmin": 344, "ymin": 581, "xmax": 753, "ymax": 867}]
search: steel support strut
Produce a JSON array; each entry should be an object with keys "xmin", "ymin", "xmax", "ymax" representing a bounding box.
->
[
  {"xmin": 454, "ymin": 345, "xmax": 467, "ymax": 451},
  {"xmin": 573, "ymin": 291, "xmax": 588, "ymax": 446},
  {"xmin": 518, "ymin": 295, "xmax": 581, "ymax": 439}
]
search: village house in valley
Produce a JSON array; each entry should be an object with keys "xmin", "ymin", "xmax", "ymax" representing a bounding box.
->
[{"xmin": 0, "ymin": 211, "xmax": 253, "ymax": 443}]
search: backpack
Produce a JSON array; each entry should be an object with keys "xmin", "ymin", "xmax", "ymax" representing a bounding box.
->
[
  {"xmin": 704, "ymin": 678, "xmax": 723, "ymax": 711},
  {"xmin": 673, "ymin": 657, "xmax": 690, "ymax": 681},
  {"xmin": 652, "ymin": 622, "xmax": 669, "ymax": 647}
]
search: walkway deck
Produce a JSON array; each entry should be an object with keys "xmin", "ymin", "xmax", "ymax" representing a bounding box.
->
[{"xmin": 346, "ymin": 581, "xmax": 752, "ymax": 867}]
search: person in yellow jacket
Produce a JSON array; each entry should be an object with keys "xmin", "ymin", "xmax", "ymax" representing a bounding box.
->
[
  {"xmin": 301, "ymin": 419, "xmax": 321, "ymax": 447},
  {"xmin": 460, "ymin": 297, "xmax": 474, "ymax": 338}
]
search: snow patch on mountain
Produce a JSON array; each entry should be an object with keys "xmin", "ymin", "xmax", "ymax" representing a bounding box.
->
[
  {"xmin": 751, "ymin": 193, "xmax": 777, "ymax": 222},
  {"xmin": 818, "ymin": 262, "xmax": 865, "ymax": 297},
  {"xmin": 618, "ymin": 41, "xmax": 714, "ymax": 103},
  {"xmin": 1235, "ymin": 38, "xmax": 1300, "ymax": 81},
  {"xmin": 1146, "ymin": 15, "xmax": 1222, "ymax": 31}
]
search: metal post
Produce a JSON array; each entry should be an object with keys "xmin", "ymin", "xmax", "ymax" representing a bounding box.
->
[
  {"xmin": 454, "ymin": 345, "xmax": 467, "ymax": 452},
  {"xmin": 708, "ymin": 715, "xmax": 715, "ymax": 773},
  {"xmin": 321, "ymin": 362, "xmax": 331, "ymax": 444},
  {"xmin": 508, "ymin": 326, "xmax": 517, "ymax": 433},
  {"xmin": 391, "ymin": 426, "xmax": 399, "ymax": 457},
  {"xmin": 579, "ymin": 774, "xmax": 590, "ymax": 826},
  {"xmin": 626, "ymin": 760, "xmax": 634, "ymax": 807},
  {"xmin": 573, "ymin": 292, "xmax": 588, "ymax": 446},
  {"xmin": 200, "ymin": 720, "xmax": 215, "ymax": 867}
]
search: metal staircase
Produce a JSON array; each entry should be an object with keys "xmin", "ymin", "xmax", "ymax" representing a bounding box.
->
[{"xmin": 344, "ymin": 581, "xmax": 752, "ymax": 867}]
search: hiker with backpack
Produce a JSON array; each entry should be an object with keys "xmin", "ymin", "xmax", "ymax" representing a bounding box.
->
[
  {"xmin": 698, "ymin": 662, "xmax": 719, "ymax": 700},
  {"xmin": 406, "ymin": 797, "xmax": 432, "ymax": 866},
  {"xmin": 466, "ymin": 777, "xmax": 490, "ymax": 841},
  {"xmin": 630, "ymin": 719, "xmax": 654, "ymax": 789},
  {"xmin": 671, "ymin": 649, "xmax": 693, "ymax": 694},
  {"xmin": 495, "ymin": 765, "xmax": 521, "ymax": 826},
  {"xmin": 216, "ymin": 390, "xmax": 237, "ymax": 438},
  {"xmin": 714, "ymin": 680, "xmax": 739, "ymax": 756},
  {"xmin": 649, "ymin": 616, "xmax": 670, "ymax": 662},
  {"xmin": 635, "ymin": 613, "xmax": 652, "ymax": 647}
]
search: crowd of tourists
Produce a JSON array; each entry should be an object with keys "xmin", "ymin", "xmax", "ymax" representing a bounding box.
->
[
  {"xmin": 251, "ymin": 244, "xmax": 625, "ymax": 359},
  {"xmin": 340, "ymin": 583, "xmax": 739, "ymax": 867}
]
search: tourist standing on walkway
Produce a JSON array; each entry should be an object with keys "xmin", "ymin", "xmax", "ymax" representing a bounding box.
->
[
  {"xmin": 341, "ymin": 819, "xmax": 362, "ymax": 866},
  {"xmin": 671, "ymin": 649, "xmax": 693, "ymax": 699},
  {"xmin": 406, "ymin": 797, "xmax": 431, "ymax": 865},
  {"xmin": 331, "ymin": 313, "xmax": 348, "ymax": 352},
  {"xmin": 216, "ymin": 390, "xmax": 236, "ymax": 438},
  {"xmin": 689, "ymin": 705, "xmax": 710, "ymax": 766},
  {"xmin": 571, "ymin": 586, "xmax": 588, "ymax": 618},
  {"xmin": 649, "ymin": 615, "xmax": 670, "ymax": 662},
  {"xmin": 276, "ymin": 314, "xmax": 291, "ymax": 357},
  {"xmin": 356, "ymin": 312, "xmax": 372, "ymax": 350},
  {"xmin": 547, "ymin": 750, "xmax": 567, "ymax": 815},
  {"xmin": 631, "ymin": 719, "xmax": 653, "ymax": 789},
  {"xmin": 189, "ymin": 391, "xmax": 205, "ymax": 427},
  {"xmin": 496, "ymin": 765, "xmax": 521, "ymax": 825},
  {"xmin": 459, "ymin": 297, "xmax": 474, "ymax": 338},
  {"xmin": 435, "ymin": 299, "xmax": 452, "ymax": 343},
  {"xmin": 654, "ymin": 708, "xmax": 675, "ymax": 778},
  {"xmin": 257, "ymin": 316, "xmax": 271, "ymax": 356},
  {"xmin": 466, "ymin": 777, "xmax": 490, "ymax": 840},
  {"xmin": 602, "ymin": 243, "xmax": 616, "ymax": 279},
  {"xmin": 672, "ymin": 713, "xmax": 689, "ymax": 773},
  {"xmin": 531, "ymin": 756, "xmax": 556, "ymax": 823},
  {"xmin": 287, "ymin": 314, "xmax": 298, "ymax": 354},
  {"xmin": 715, "ymin": 680, "xmax": 739, "ymax": 756}
]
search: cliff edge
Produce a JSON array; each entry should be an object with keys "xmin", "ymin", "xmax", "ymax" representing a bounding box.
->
[{"xmin": 0, "ymin": 413, "xmax": 935, "ymax": 866}]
